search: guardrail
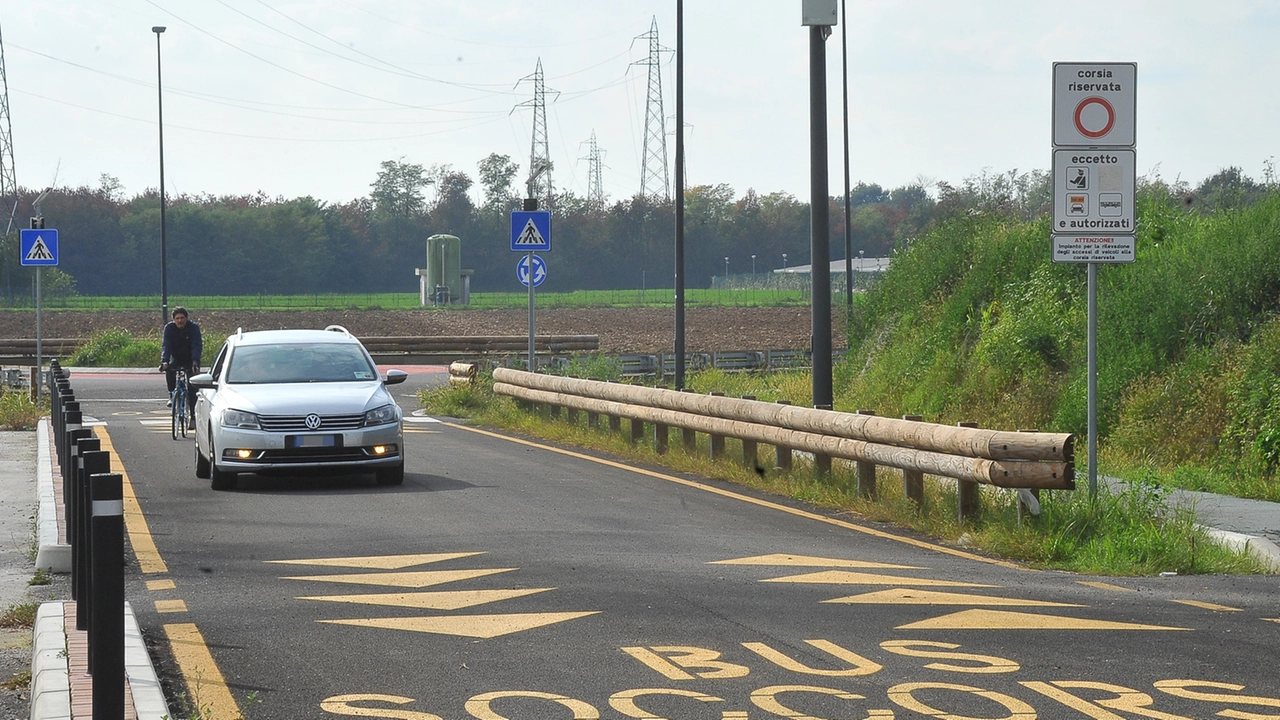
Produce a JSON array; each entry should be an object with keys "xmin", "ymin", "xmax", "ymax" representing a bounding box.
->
[
  {"xmin": 0, "ymin": 335, "xmax": 599, "ymax": 365},
  {"xmin": 492, "ymin": 368, "xmax": 1074, "ymax": 519}
]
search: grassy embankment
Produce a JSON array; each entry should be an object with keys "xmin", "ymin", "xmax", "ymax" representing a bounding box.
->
[{"xmin": 419, "ymin": 187, "xmax": 1280, "ymax": 575}]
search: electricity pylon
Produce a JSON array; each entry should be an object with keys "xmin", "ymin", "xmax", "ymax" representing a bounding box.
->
[
  {"xmin": 582, "ymin": 131, "xmax": 606, "ymax": 208},
  {"xmin": 0, "ymin": 22, "xmax": 19, "ymax": 303},
  {"xmin": 514, "ymin": 59, "xmax": 558, "ymax": 208},
  {"xmin": 632, "ymin": 17, "xmax": 671, "ymax": 202}
]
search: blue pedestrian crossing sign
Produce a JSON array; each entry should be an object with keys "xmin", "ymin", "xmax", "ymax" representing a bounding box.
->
[
  {"xmin": 510, "ymin": 210, "xmax": 551, "ymax": 252},
  {"xmin": 19, "ymin": 229, "xmax": 58, "ymax": 266},
  {"xmin": 517, "ymin": 254, "xmax": 547, "ymax": 287}
]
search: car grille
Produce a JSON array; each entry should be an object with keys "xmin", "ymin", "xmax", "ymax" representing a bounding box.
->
[
  {"xmin": 258, "ymin": 413, "xmax": 365, "ymax": 431},
  {"xmin": 256, "ymin": 447, "xmax": 385, "ymax": 463}
]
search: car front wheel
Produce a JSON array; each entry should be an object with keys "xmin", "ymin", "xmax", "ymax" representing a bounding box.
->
[{"xmin": 194, "ymin": 439, "xmax": 210, "ymax": 479}]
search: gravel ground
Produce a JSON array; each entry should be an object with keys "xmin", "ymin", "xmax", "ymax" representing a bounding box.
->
[{"xmin": 0, "ymin": 307, "xmax": 848, "ymax": 354}]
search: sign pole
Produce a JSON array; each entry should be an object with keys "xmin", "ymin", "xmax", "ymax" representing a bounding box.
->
[
  {"xmin": 35, "ymin": 265, "xmax": 42, "ymax": 401},
  {"xmin": 527, "ymin": 250, "xmax": 535, "ymax": 371},
  {"xmin": 1087, "ymin": 261, "xmax": 1098, "ymax": 498}
]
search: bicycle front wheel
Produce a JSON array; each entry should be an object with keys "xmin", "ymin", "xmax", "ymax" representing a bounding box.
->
[{"xmin": 171, "ymin": 393, "xmax": 181, "ymax": 440}]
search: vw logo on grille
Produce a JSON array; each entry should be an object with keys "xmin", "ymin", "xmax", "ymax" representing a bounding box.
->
[{"xmin": 304, "ymin": 413, "xmax": 322, "ymax": 429}]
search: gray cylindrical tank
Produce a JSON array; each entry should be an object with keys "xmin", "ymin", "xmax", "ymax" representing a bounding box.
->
[{"xmin": 425, "ymin": 234, "xmax": 462, "ymax": 305}]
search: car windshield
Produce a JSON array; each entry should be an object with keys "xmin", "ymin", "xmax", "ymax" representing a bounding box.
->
[{"xmin": 226, "ymin": 343, "xmax": 377, "ymax": 384}]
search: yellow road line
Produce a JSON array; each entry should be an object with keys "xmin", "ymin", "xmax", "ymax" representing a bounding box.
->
[
  {"xmin": 97, "ymin": 426, "xmax": 239, "ymax": 718},
  {"xmin": 164, "ymin": 623, "xmax": 241, "ymax": 719},
  {"xmin": 448, "ymin": 423, "xmax": 1024, "ymax": 570},
  {"xmin": 1170, "ymin": 599, "xmax": 1241, "ymax": 612},
  {"xmin": 95, "ymin": 426, "xmax": 168, "ymax": 574}
]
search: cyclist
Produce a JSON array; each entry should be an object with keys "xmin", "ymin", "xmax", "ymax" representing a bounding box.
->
[{"xmin": 159, "ymin": 306, "xmax": 203, "ymax": 429}]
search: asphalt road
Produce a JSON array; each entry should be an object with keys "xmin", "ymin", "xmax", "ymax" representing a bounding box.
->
[{"xmin": 69, "ymin": 370, "xmax": 1280, "ymax": 720}]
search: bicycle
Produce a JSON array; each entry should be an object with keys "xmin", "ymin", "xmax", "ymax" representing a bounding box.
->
[{"xmin": 171, "ymin": 367, "xmax": 190, "ymax": 440}]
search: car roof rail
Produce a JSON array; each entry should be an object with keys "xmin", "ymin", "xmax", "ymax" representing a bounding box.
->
[{"xmin": 324, "ymin": 324, "xmax": 352, "ymax": 338}]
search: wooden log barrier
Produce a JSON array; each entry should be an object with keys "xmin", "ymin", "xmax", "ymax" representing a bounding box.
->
[
  {"xmin": 493, "ymin": 382, "xmax": 1072, "ymax": 489},
  {"xmin": 492, "ymin": 369, "xmax": 1071, "ymax": 464}
]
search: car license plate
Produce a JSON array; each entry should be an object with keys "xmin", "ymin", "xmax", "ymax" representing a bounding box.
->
[{"xmin": 287, "ymin": 434, "xmax": 340, "ymax": 448}]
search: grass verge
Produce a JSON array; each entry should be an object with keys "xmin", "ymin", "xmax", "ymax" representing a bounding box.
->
[
  {"xmin": 420, "ymin": 379, "xmax": 1266, "ymax": 576},
  {"xmin": 0, "ymin": 391, "xmax": 42, "ymax": 431}
]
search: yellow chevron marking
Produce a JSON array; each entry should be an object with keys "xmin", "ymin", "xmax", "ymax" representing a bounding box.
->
[
  {"xmin": 764, "ymin": 570, "xmax": 995, "ymax": 588},
  {"xmin": 1170, "ymin": 599, "xmax": 1242, "ymax": 612},
  {"xmin": 268, "ymin": 552, "xmax": 484, "ymax": 569},
  {"xmin": 1077, "ymin": 580, "xmax": 1135, "ymax": 592},
  {"xmin": 298, "ymin": 588, "xmax": 552, "ymax": 610},
  {"xmin": 321, "ymin": 612, "xmax": 599, "ymax": 639},
  {"xmin": 282, "ymin": 568, "xmax": 514, "ymax": 588},
  {"xmin": 825, "ymin": 588, "xmax": 1082, "ymax": 607},
  {"xmin": 711, "ymin": 553, "xmax": 920, "ymax": 570},
  {"xmin": 897, "ymin": 609, "xmax": 1189, "ymax": 631}
]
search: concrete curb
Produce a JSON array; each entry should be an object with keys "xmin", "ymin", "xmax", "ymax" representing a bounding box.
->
[
  {"xmin": 34, "ymin": 418, "xmax": 70, "ymax": 573},
  {"xmin": 30, "ymin": 601, "xmax": 170, "ymax": 720},
  {"xmin": 1202, "ymin": 527, "xmax": 1280, "ymax": 572},
  {"xmin": 30, "ymin": 603, "xmax": 70, "ymax": 720}
]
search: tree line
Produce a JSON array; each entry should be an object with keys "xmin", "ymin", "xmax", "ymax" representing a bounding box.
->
[{"xmin": 0, "ymin": 155, "xmax": 1271, "ymax": 303}]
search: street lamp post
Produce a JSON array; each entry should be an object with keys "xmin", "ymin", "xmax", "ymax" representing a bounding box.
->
[
  {"xmin": 751, "ymin": 254, "xmax": 756, "ymax": 276},
  {"xmin": 782, "ymin": 253, "xmax": 788, "ymax": 269},
  {"xmin": 153, "ymin": 26, "xmax": 168, "ymax": 325},
  {"xmin": 724, "ymin": 256, "xmax": 729, "ymax": 280}
]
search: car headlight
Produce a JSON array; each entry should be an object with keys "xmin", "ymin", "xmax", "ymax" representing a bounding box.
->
[
  {"xmin": 363, "ymin": 404, "xmax": 398, "ymax": 427},
  {"xmin": 221, "ymin": 409, "xmax": 261, "ymax": 430}
]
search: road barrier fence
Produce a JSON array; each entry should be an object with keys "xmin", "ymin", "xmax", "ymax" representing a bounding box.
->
[
  {"xmin": 492, "ymin": 368, "xmax": 1074, "ymax": 520},
  {"xmin": 47, "ymin": 359, "xmax": 125, "ymax": 720}
]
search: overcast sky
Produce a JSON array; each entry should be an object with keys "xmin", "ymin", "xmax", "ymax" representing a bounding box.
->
[{"xmin": 1, "ymin": 1, "xmax": 1277, "ymax": 206}]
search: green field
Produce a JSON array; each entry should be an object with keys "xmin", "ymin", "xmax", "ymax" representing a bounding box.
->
[{"xmin": 7, "ymin": 288, "xmax": 811, "ymax": 312}]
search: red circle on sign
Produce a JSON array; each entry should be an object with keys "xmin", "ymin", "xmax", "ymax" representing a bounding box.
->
[{"xmin": 1074, "ymin": 96, "xmax": 1115, "ymax": 139}]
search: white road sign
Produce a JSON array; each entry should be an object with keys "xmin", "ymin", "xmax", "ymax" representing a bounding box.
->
[
  {"xmin": 1053, "ymin": 62, "xmax": 1136, "ymax": 147},
  {"xmin": 1052, "ymin": 148, "xmax": 1135, "ymax": 234},
  {"xmin": 1052, "ymin": 235, "xmax": 1135, "ymax": 264}
]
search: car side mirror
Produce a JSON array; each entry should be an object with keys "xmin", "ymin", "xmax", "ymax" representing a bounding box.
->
[
  {"xmin": 383, "ymin": 369, "xmax": 408, "ymax": 385},
  {"xmin": 189, "ymin": 373, "xmax": 216, "ymax": 390}
]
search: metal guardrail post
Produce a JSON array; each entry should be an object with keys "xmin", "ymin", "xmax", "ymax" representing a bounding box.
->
[
  {"xmin": 856, "ymin": 410, "xmax": 877, "ymax": 499},
  {"xmin": 902, "ymin": 415, "xmax": 925, "ymax": 508},
  {"xmin": 708, "ymin": 393, "xmax": 726, "ymax": 460},
  {"xmin": 774, "ymin": 400, "xmax": 793, "ymax": 470},
  {"xmin": 77, "ymin": 448, "xmax": 109, "ymax": 631},
  {"xmin": 90, "ymin": 471, "xmax": 125, "ymax": 720},
  {"xmin": 957, "ymin": 422, "xmax": 981, "ymax": 521}
]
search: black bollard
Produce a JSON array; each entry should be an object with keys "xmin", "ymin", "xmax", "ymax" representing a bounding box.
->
[
  {"xmin": 89, "ymin": 472, "xmax": 125, "ymax": 718},
  {"xmin": 76, "ymin": 448, "xmax": 109, "ymax": 631}
]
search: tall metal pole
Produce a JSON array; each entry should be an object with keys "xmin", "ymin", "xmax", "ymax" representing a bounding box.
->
[
  {"xmin": 809, "ymin": 25, "xmax": 832, "ymax": 410},
  {"xmin": 153, "ymin": 27, "xmax": 168, "ymax": 325},
  {"xmin": 1087, "ymin": 261, "xmax": 1098, "ymax": 497},
  {"xmin": 841, "ymin": 0, "xmax": 853, "ymax": 312},
  {"xmin": 673, "ymin": 0, "xmax": 686, "ymax": 389},
  {"xmin": 527, "ymin": 250, "xmax": 535, "ymax": 370}
]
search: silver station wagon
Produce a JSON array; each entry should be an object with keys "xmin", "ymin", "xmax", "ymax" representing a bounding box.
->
[{"xmin": 190, "ymin": 326, "xmax": 407, "ymax": 490}]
